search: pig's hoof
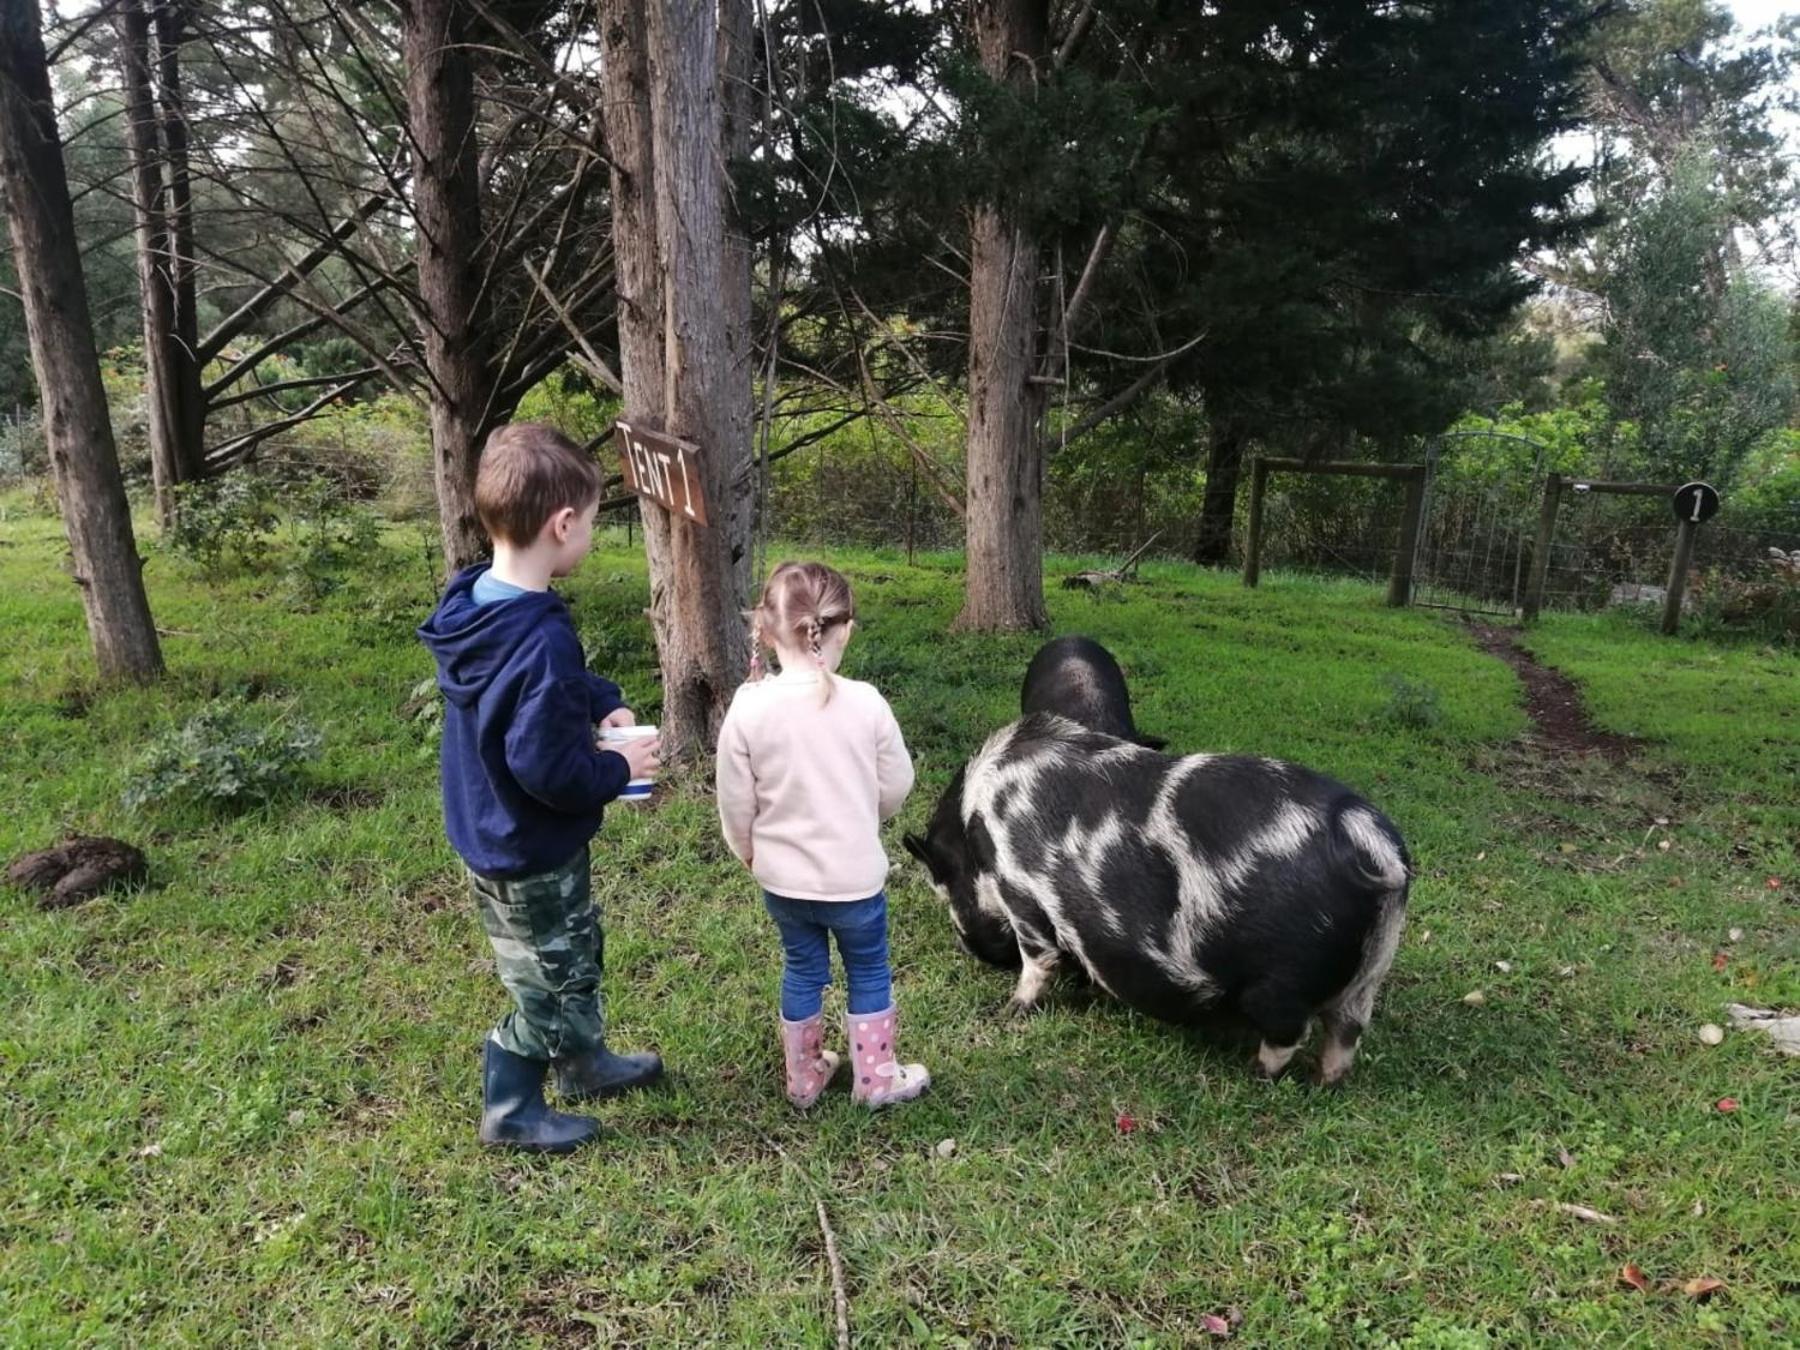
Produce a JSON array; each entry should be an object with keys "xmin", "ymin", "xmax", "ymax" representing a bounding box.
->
[
  {"xmin": 1004, "ymin": 997, "xmax": 1039, "ymax": 1020},
  {"xmin": 1310, "ymin": 1068, "xmax": 1349, "ymax": 1092}
]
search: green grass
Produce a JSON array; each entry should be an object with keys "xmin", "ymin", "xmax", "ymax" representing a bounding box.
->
[{"xmin": 2, "ymin": 489, "xmax": 1796, "ymax": 1345}]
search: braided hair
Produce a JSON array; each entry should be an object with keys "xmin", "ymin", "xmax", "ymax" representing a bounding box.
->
[{"xmin": 744, "ymin": 561, "xmax": 855, "ymax": 706}]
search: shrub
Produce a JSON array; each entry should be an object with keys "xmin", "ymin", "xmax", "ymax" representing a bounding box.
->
[
  {"xmin": 282, "ymin": 474, "xmax": 382, "ymax": 602},
  {"xmin": 1379, "ymin": 673, "xmax": 1443, "ymax": 730},
  {"xmin": 1685, "ymin": 552, "xmax": 1800, "ymax": 644},
  {"xmin": 123, "ymin": 701, "xmax": 322, "ymax": 813},
  {"xmin": 165, "ymin": 476, "xmax": 281, "ymax": 574},
  {"xmin": 400, "ymin": 674, "xmax": 443, "ymax": 761}
]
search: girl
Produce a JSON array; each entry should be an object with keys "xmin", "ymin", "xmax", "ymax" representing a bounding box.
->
[{"xmin": 716, "ymin": 561, "xmax": 929, "ymax": 1109}]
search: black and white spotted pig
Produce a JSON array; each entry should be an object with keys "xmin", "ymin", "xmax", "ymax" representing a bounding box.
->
[
  {"xmin": 904, "ymin": 715, "xmax": 1410, "ymax": 1085},
  {"xmin": 1020, "ymin": 636, "xmax": 1165, "ymax": 748}
]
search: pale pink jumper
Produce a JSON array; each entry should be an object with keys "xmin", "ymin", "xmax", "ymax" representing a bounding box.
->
[{"xmin": 715, "ymin": 669, "xmax": 915, "ymax": 902}]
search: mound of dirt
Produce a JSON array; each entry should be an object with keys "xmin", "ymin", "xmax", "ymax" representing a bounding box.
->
[{"xmin": 6, "ymin": 836, "xmax": 148, "ymax": 910}]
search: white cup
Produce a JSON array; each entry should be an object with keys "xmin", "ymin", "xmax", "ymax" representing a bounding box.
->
[{"xmin": 598, "ymin": 724, "xmax": 658, "ymax": 804}]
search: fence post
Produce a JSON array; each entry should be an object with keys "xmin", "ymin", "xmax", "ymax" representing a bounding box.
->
[
  {"xmin": 1242, "ymin": 455, "xmax": 1268, "ymax": 588},
  {"xmin": 1387, "ymin": 466, "xmax": 1427, "ymax": 607},
  {"xmin": 1522, "ymin": 473, "xmax": 1562, "ymax": 623},
  {"xmin": 1661, "ymin": 517, "xmax": 1697, "ymax": 636}
]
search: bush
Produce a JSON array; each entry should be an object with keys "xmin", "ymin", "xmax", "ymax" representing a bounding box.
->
[
  {"xmin": 1685, "ymin": 552, "xmax": 1800, "ymax": 644},
  {"xmin": 165, "ymin": 476, "xmax": 282, "ymax": 574},
  {"xmin": 400, "ymin": 674, "xmax": 444, "ymax": 761},
  {"xmin": 123, "ymin": 701, "xmax": 322, "ymax": 813},
  {"xmin": 282, "ymin": 474, "xmax": 382, "ymax": 602},
  {"xmin": 1379, "ymin": 673, "xmax": 1444, "ymax": 730},
  {"xmin": 235, "ymin": 390, "xmax": 435, "ymax": 520}
]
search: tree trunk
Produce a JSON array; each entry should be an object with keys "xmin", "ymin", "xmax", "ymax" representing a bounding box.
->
[
  {"xmin": 116, "ymin": 0, "xmax": 186, "ymax": 527},
  {"xmin": 716, "ymin": 0, "xmax": 756, "ymax": 607},
  {"xmin": 1191, "ymin": 425, "xmax": 1243, "ymax": 566},
  {"xmin": 627, "ymin": 0, "xmax": 752, "ymax": 762},
  {"xmin": 0, "ymin": 0, "xmax": 164, "ymax": 682},
  {"xmin": 955, "ymin": 0, "xmax": 1050, "ymax": 633},
  {"xmin": 600, "ymin": 0, "xmax": 663, "ymax": 406},
  {"xmin": 402, "ymin": 0, "xmax": 493, "ymax": 573},
  {"xmin": 151, "ymin": 0, "xmax": 204, "ymax": 483}
]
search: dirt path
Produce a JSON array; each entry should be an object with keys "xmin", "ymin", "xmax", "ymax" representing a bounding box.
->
[{"xmin": 1465, "ymin": 623, "xmax": 1638, "ymax": 761}]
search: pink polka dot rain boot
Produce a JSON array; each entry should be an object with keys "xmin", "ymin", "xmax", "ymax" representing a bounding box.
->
[
  {"xmin": 778, "ymin": 1012, "xmax": 841, "ymax": 1110},
  {"xmin": 846, "ymin": 1004, "xmax": 930, "ymax": 1108}
]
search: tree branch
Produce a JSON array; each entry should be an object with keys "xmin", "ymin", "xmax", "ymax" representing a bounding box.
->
[{"xmin": 196, "ymin": 172, "xmax": 404, "ymax": 362}]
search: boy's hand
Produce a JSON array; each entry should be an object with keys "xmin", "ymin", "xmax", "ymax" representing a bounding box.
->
[
  {"xmin": 615, "ymin": 733, "xmax": 660, "ymax": 781},
  {"xmin": 599, "ymin": 707, "xmax": 636, "ymax": 729}
]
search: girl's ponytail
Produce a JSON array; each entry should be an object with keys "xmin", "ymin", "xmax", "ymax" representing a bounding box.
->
[
  {"xmin": 747, "ymin": 561, "xmax": 855, "ymax": 706},
  {"xmin": 746, "ymin": 611, "xmax": 767, "ymax": 681}
]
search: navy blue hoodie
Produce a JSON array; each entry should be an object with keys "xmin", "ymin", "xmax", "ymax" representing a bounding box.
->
[{"xmin": 418, "ymin": 565, "xmax": 630, "ymax": 879}]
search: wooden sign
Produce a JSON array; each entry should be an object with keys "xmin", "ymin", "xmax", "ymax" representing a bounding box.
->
[
  {"xmin": 1671, "ymin": 481, "xmax": 1719, "ymax": 524},
  {"xmin": 614, "ymin": 421, "xmax": 709, "ymax": 526}
]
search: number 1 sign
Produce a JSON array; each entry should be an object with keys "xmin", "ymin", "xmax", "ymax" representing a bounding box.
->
[{"xmin": 614, "ymin": 421, "xmax": 710, "ymax": 527}]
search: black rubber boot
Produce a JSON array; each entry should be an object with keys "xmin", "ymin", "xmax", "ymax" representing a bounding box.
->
[
  {"xmin": 554, "ymin": 1043, "xmax": 665, "ymax": 1102},
  {"xmin": 479, "ymin": 1040, "xmax": 600, "ymax": 1153}
]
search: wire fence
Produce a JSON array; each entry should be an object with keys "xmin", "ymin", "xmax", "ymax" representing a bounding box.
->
[
  {"xmin": 1538, "ymin": 489, "xmax": 1800, "ymax": 614},
  {"xmin": 6, "ymin": 407, "xmax": 1795, "ymax": 634},
  {"xmin": 1240, "ymin": 470, "xmax": 1410, "ymax": 587},
  {"xmin": 1, "ymin": 408, "xmax": 42, "ymax": 481},
  {"xmin": 1235, "ymin": 443, "xmax": 1800, "ymax": 631}
]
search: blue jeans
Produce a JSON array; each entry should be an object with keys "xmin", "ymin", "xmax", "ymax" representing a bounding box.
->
[{"xmin": 763, "ymin": 891, "xmax": 893, "ymax": 1021}]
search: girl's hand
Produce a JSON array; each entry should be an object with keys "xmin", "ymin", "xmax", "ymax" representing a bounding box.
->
[{"xmin": 600, "ymin": 707, "xmax": 636, "ymax": 729}]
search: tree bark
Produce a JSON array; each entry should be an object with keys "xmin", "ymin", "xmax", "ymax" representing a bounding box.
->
[
  {"xmin": 1, "ymin": 0, "xmax": 164, "ymax": 681},
  {"xmin": 402, "ymin": 0, "xmax": 493, "ymax": 572},
  {"xmin": 600, "ymin": 0, "xmax": 663, "ymax": 406},
  {"xmin": 151, "ymin": 0, "xmax": 203, "ymax": 483},
  {"xmin": 1191, "ymin": 424, "xmax": 1243, "ymax": 566},
  {"xmin": 622, "ymin": 0, "xmax": 751, "ymax": 762},
  {"xmin": 716, "ymin": 0, "xmax": 756, "ymax": 607},
  {"xmin": 115, "ymin": 0, "xmax": 189, "ymax": 526},
  {"xmin": 955, "ymin": 0, "xmax": 1050, "ymax": 632}
]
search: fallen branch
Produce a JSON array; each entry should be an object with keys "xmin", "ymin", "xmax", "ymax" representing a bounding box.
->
[
  {"xmin": 1535, "ymin": 1201, "xmax": 1618, "ymax": 1225},
  {"xmin": 1726, "ymin": 1003, "xmax": 1800, "ymax": 1056},
  {"xmin": 1063, "ymin": 530, "xmax": 1163, "ymax": 589},
  {"xmin": 816, "ymin": 1200, "xmax": 850, "ymax": 1350}
]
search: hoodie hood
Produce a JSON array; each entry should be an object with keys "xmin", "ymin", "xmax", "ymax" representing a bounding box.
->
[{"xmin": 418, "ymin": 564, "xmax": 567, "ymax": 708}]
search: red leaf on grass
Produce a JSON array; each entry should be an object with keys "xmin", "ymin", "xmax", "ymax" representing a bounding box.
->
[
  {"xmin": 1116, "ymin": 1113, "xmax": 1137, "ymax": 1134},
  {"xmin": 1620, "ymin": 1264, "xmax": 1650, "ymax": 1293},
  {"xmin": 1201, "ymin": 1313, "xmax": 1233, "ymax": 1337},
  {"xmin": 1681, "ymin": 1277, "xmax": 1725, "ymax": 1300},
  {"xmin": 1712, "ymin": 952, "xmax": 1730, "ymax": 972},
  {"xmin": 1768, "ymin": 877, "xmax": 1784, "ymax": 891},
  {"xmin": 1715, "ymin": 1097, "xmax": 1739, "ymax": 1113}
]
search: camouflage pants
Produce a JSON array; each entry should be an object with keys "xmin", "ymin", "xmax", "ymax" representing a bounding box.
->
[{"xmin": 468, "ymin": 846, "xmax": 605, "ymax": 1061}]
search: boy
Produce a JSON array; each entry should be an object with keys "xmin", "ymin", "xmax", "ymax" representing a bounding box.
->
[{"xmin": 419, "ymin": 423, "xmax": 663, "ymax": 1153}]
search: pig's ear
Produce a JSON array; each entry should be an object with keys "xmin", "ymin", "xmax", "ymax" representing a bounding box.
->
[
  {"xmin": 902, "ymin": 832, "xmax": 933, "ymax": 866},
  {"xmin": 1136, "ymin": 733, "xmax": 1168, "ymax": 751}
]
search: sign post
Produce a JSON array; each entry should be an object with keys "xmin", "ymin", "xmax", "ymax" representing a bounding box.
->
[
  {"xmin": 614, "ymin": 421, "xmax": 709, "ymax": 526},
  {"xmin": 1662, "ymin": 481, "xmax": 1719, "ymax": 636}
]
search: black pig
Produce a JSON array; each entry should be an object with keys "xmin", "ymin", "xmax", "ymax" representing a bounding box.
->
[
  {"xmin": 905, "ymin": 715, "xmax": 1409, "ymax": 1085},
  {"xmin": 1019, "ymin": 636, "xmax": 1164, "ymax": 748}
]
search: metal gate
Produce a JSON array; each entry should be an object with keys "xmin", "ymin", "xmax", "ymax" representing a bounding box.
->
[{"xmin": 1409, "ymin": 430, "xmax": 1549, "ymax": 618}]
